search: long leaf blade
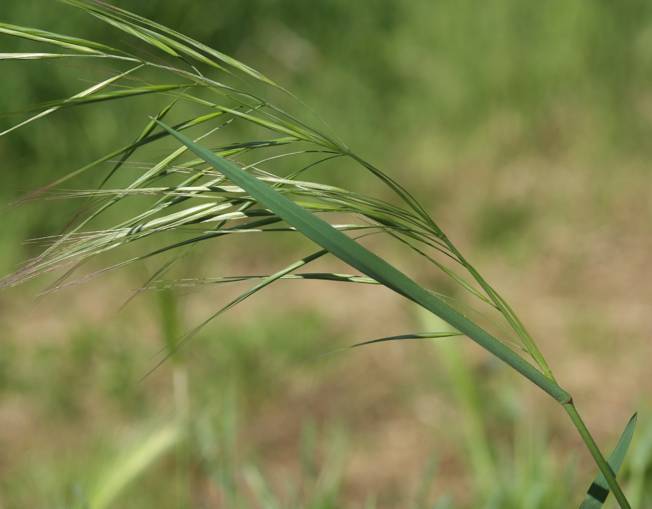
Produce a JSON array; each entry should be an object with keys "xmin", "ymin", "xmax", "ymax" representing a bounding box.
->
[{"xmin": 351, "ymin": 331, "xmax": 462, "ymax": 348}]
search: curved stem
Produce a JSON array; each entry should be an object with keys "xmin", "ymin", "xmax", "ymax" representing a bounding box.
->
[{"xmin": 564, "ymin": 402, "xmax": 631, "ymax": 509}]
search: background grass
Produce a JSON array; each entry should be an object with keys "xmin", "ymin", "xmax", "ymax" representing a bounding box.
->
[{"xmin": 1, "ymin": 1, "xmax": 652, "ymax": 507}]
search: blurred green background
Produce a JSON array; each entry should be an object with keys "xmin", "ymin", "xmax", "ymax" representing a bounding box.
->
[{"xmin": 1, "ymin": 1, "xmax": 652, "ymax": 508}]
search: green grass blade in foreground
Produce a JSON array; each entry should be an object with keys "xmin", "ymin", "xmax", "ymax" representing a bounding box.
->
[
  {"xmin": 580, "ymin": 413, "xmax": 637, "ymax": 508},
  {"xmin": 155, "ymin": 120, "xmax": 569, "ymax": 404}
]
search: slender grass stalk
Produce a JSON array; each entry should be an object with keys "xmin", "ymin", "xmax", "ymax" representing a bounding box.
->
[
  {"xmin": 580, "ymin": 413, "xmax": 637, "ymax": 509},
  {"xmin": 564, "ymin": 403, "xmax": 632, "ymax": 509}
]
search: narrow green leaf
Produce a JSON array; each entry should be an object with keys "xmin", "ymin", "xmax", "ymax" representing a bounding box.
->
[
  {"xmin": 351, "ymin": 331, "xmax": 462, "ymax": 348},
  {"xmin": 579, "ymin": 413, "xmax": 638, "ymax": 508}
]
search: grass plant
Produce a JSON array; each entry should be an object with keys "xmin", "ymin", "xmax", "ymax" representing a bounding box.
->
[{"xmin": 0, "ymin": 1, "xmax": 641, "ymax": 506}]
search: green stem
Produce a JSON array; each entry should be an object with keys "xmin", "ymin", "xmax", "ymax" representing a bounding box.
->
[{"xmin": 564, "ymin": 402, "xmax": 631, "ymax": 509}]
